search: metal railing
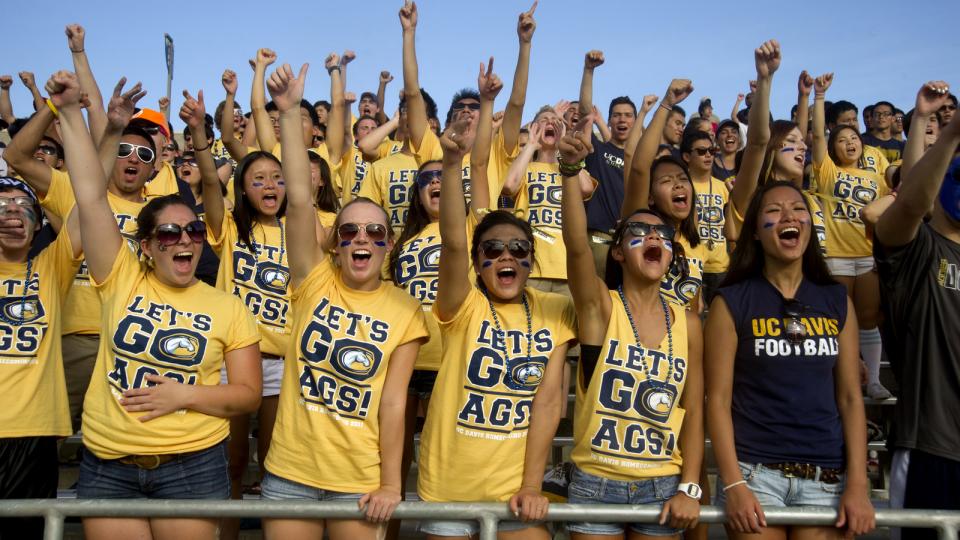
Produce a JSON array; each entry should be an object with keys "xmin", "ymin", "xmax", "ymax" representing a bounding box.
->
[{"xmin": 2, "ymin": 500, "xmax": 959, "ymax": 540}]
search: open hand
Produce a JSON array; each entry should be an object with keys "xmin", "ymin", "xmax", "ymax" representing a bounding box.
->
[
  {"xmin": 106, "ymin": 77, "xmax": 146, "ymax": 129},
  {"xmin": 120, "ymin": 374, "xmax": 192, "ymax": 422},
  {"xmin": 358, "ymin": 486, "xmax": 401, "ymax": 523},
  {"xmin": 179, "ymin": 89, "xmax": 207, "ymax": 129}
]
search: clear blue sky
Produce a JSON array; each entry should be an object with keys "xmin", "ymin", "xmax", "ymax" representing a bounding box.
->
[{"xmin": 4, "ymin": 0, "xmax": 958, "ymax": 132}]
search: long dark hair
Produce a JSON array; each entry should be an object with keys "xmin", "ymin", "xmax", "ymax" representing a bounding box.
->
[
  {"xmin": 604, "ymin": 207, "xmax": 688, "ymax": 290},
  {"xmin": 309, "ymin": 151, "xmax": 340, "ymax": 213},
  {"xmin": 722, "ymin": 181, "xmax": 834, "ymax": 287},
  {"xmin": 231, "ymin": 151, "xmax": 286, "ymax": 250},
  {"xmin": 758, "ymin": 120, "xmax": 801, "ymax": 185},
  {"xmin": 135, "ymin": 194, "xmax": 197, "ymax": 243},
  {"xmin": 827, "ymin": 124, "xmax": 866, "ymax": 169},
  {"xmin": 649, "ymin": 155, "xmax": 700, "ymax": 248},
  {"xmin": 471, "ymin": 210, "xmax": 537, "ymax": 288},
  {"xmin": 390, "ymin": 161, "xmax": 441, "ymax": 282}
]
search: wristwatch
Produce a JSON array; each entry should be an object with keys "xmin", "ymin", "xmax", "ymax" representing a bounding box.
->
[{"xmin": 677, "ymin": 482, "xmax": 702, "ymax": 500}]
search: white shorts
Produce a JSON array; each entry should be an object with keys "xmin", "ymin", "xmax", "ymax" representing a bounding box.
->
[
  {"xmin": 825, "ymin": 256, "xmax": 875, "ymax": 277},
  {"xmin": 219, "ymin": 355, "xmax": 284, "ymax": 397}
]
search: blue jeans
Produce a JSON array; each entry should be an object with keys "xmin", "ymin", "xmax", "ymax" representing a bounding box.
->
[
  {"xmin": 260, "ymin": 471, "xmax": 364, "ymax": 501},
  {"xmin": 77, "ymin": 440, "xmax": 229, "ymax": 499},
  {"xmin": 566, "ymin": 465, "xmax": 683, "ymax": 536},
  {"xmin": 714, "ymin": 461, "xmax": 845, "ymax": 507}
]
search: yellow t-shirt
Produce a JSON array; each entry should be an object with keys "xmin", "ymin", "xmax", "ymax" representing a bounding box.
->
[
  {"xmin": 377, "ymin": 138, "xmax": 404, "ymax": 160},
  {"xmin": 208, "ymin": 212, "xmax": 290, "ymax": 358},
  {"xmin": 342, "ymin": 140, "xmax": 405, "ymax": 202},
  {"xmin": 0, "ymin": 231, "xmax": 80, "ymax": 437},
  {"xmin": 415, "ymin": 129, "xmax": 519, "ymax": 210},
  {"xmin": 862, "ymin": 146, "xmax": 890, "ymax": 176},
  {"xmin": 660, "ymin": 235, "xmax": 705, "ymax": 310},
  {"xmin": 358, "ymin": 142, "xmax": 441, "ymax": 235},
  {"xmin": 81, "ymin": 246, "xmax": 261, "ymax": 459},
  {"xmin": 271, "ymin": 142, "xmax": 343, "ymax": 194},
  {"xmin": 317, "ymin": 209, "xmax": 336, "ymax": 229},
  {"xmin": 265, "ymin": 259, "xmax": 428, "ymax": 492},
  {"xmin": 39, "ymin": 169, "xmax": 145, "ymax": 335},
  {"xmin": 511, "ymin": 162, "xmax": 567, "ymax": 280},
  {"xmin": 144, "ymin": 161, "xmax": 179, "ymax": 198},
  {"xmin": 813, "ymin": 155, "xmax": 890, "ymax": 258},
  {"xmin": 418, "ymin": 286, "xmax": 577, "ymax": 502},
  {"xmin": 393, "ymin": 221, "xmax": 443, "ymax": 371},
  {"xmin": 573, "ymin": 291, "xmax": 689, "ymax": 480},
  {"xmin": 694, "ymin": 177, "xmax": 730, "ymax": 274}
]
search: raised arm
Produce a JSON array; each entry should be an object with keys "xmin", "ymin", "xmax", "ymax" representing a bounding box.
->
[
  {"xmin": 375, "ymin": 70, "xmax": 393, "ymax": 125},
  {"xmin": 624, "ymin": 79, "xmax": 693, "ymax": 217},
  {"xmin": 181, "ymin": 90, "xmax": 225, "ymax": 241},
  {"xmin": 435, "ymin": 118, "xmax": 473, "ymax": 321},
  {"xmin": 577, "ymin": 50, "xmax": 604, "ymax": 122},
  {"xmin": 219, "ymin": 69, "xmax": 249, "ymax": 162},
  {"xmin": 876, "ymin": 81, "xmax": 957, "ymax": 248},
  {"xmin": 501, "ymin": 1, "xmax": 537, "ymax": 152},
  {"xmin": 592, "ymin": 105, "xmax": 612, "ymax": 143},
  {"xmin": 796, "ymin": 70, "xmax": 813, "ymax": 138},
  {"xmin": 358, "ymin": 111, "xmax": 399, "ymax": 160},
  {"xmin": 325, "ymin": 53, "xmax": 346, "ymax": 166},
  {"xmin": 251, "ymin": 48, "xmax": 278, "ymax": 152},
  {"xmin": 0, "ymin": 76, "xmax": 14, "ymax": 125},
  {"xmin": 470, "ymin": 60, "xmax": 500, "ymax": 213},
  {"xmin": 502, "ymin": 123, "xmax": 538, "ymax": 197},
  {"xmin": 559, "ymin": 114, "xmax": 609, "ymax": 339},
  {"xmin": 811, "ymin": 72, "xmax": 833, "ymax": 167},
  {"xmin": 100, "ymin": 77, "xmax": 146, "ymax": 178},
  {"xmin": 399, "ymin": 0, "xmax": 429, "ymax": 150},
  {"xmin": 729, "ymin": 40, "xmax": 780, "ymax": 219},
  {"xmin": 268, "ymin": 63, "xmax": 323, "ymax": 287},
  {"xmin": 623, "ymin": 94, "xmax": 659, "ymax": 185},
  {"xmin": 18, "ymin": 72, "xmax": 45, "ymax": 113},
  {"xmin": 48, "ymin": 71, "xmax": 120, "ymax": 283},
  {"xmin": 3, "ymin": 106, "xmax": 57, "ymax": 194},
  {"xmin": 901, "ymin": 82, "xmax": 952, "ymax": 182},
  {"xmin": 730, "ymin": 93, "xmax": 744, "ymax": 122}
]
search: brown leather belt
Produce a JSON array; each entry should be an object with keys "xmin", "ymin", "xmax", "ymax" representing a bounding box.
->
[
  {"xmin": 117, "ymin": 454, "xmax": 177, "ymax": 470},
  {"xmin": 764, "ymin": 462, "xmax": 844, "ymax": 484}
]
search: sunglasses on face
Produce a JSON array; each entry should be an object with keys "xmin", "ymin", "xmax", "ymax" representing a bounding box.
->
[
  {"xmin": 177, "ymin": 159, "xmax": 199, "ymax": 168},
  {"xmin": 783, "ymin": 299, "xmax": 808, "ymax": 345},
  {"xmin": 452, "ymin": 102, "xmax": 481, "ymax": 111},
  {"xmin": 624, "ymin": 221, "xmax": 675, "ymax": 241},
  {"xmin": 0, "ymin": 196, "xmax": 35, "ymax": 209},
  {"xmin": 154, "ymin": 220, "xmax": 206, "ymax": 246},
  {"xmin": 480, "ymin": 239, "xmax": 532, "ymax": 260},
  {"xmin": 163, "ymin": 144, "xmax": 177, "ymax": 152},
  {"xmin": 692, "ymin": 147, "xmax": 717, "ymax": 157},
  {"xmin": 36, "ymin": 145, "xmax": 58, "ymax": 156},
  {"xmin": 416, "ymin": 169, "xmax": 443, "ymax": 188},
  {"xmin": 337, "ymin": 222, "xmax": 388, "ymax": 243},
  {"xmin": 118, "ymin": 142, "xmax": 156, "ymax": 164}
]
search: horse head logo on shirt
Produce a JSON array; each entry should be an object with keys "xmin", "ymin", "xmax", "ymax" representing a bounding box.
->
[
  {"xmin": 255, "ymin": 261, "xmax": 291, "ymax": 296},
  {"xmin": 634, "ymin": 380, "xmax": 678, "ymax": 425},
  {"xmin": 327, "ymin": 340, "xmax": 384, "ymax": 383},
  {"xmin": 504, "ymin": 357, "xmax": 547, "ymax": 392},
  {"xmin": 0, "ymin": 295, "xmax": 44, "ymax": 325},
  {"xmin": 148, "ymin": 329, "xmax": 207, "ymax": 368},
  {"xmin": 417, "ymin": 244, "xmax": 442, "ymax": 272}
]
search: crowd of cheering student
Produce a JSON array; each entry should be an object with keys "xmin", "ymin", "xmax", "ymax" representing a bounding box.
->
[{"xmin": 0, "ymin": 3, "xmax": 958, "ymax": 540}]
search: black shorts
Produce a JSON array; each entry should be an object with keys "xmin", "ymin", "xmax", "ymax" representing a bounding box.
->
[
  {"xmin": 0, "ymin": 436, "xmax": 59, "ymax": 540},
  {"xmin": 903, "ymin": 449, "xmax": 960, "ymax": 540},
  {"xmin": 408, "ymin": 369, "xmax": 438, "ymax": 399}
]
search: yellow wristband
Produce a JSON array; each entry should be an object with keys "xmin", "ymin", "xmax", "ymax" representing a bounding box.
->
[{"xmin": 46, "ymin": 98, "xmax": 59, "ymax": 117}]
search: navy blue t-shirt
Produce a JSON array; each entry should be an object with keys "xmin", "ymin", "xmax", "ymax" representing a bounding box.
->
[
  {"xmin": 584, "ymin": 134, "xmax": 625, "ymax": 233},
  {"xmin": 717, "ymin": 276, "xmax": 848, "ymax": 468}
]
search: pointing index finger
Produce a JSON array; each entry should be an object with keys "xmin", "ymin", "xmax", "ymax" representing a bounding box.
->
[{"xmin": 526, "ymin": 0, "xmax": 538, "ymax": 16}]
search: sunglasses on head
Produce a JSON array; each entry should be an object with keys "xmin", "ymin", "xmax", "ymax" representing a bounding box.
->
[
  {"xmin": 480, "ymin": 239, "xmax": 532, "ymax": 260},
  {"xmin": 36, "ymin": 145, "xmax": 58, "ymax": 156},
  {"xmin": 154, "ymin": 220, "xmax": 206, "ymax": 246},
  {"xmin": 623, "ymin": 221, "xmax": 675, "ymax": 241},
  {"xmin": 452, "ymin": 102, "xmax": 481, "ymax": 111},
  {"xmin": 416, "ymin": 169, "xmax": 443, "ymax": 188},
  {"xmin": 783, "ymin": 299, "xmax": 808, "ymax": 345},
  {"xmin": 118, "ymin": 142, "xmax": 156, "ymax": 164},
  {"xmin": 337, "ymin": 222, "xmax": 388, "ymax": 243},
  {"xmin": 692, "ymin": 147, "xmax": 717, "ymax": 157}
]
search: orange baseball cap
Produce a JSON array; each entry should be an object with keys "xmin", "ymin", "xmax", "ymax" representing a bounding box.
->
[{"xmin": 131, "ymin": 108, "xmax": 170, "ymax": 137}]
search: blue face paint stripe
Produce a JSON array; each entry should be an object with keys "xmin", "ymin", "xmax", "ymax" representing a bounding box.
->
[
  {"xmin": 482, "ymin": 260, "xmax": 493, "ymax": 268},
  {"xmin": 340, "ymin": 240, "xmax": 352, "ymax": 247},
  {"xmin": 520, "ymin": 260, "xmax": 530, "ymax": 268},
  {"xmin": 762, "ymin": 221, "xmax": 776, "ymax": 229},
  {"xmin": 374, "ymin": 241, "xmax": 386, "ymax": 247},
  {"xmin": 628, "ymin": 237, "xmax": 644, "ymax": 249}
]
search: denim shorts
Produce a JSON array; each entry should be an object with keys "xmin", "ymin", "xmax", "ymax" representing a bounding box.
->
[
  {"xmin": 408, "ymin": 369, "xmax": 438, "ymax": 400},
  {"xmin": 714, "ymin": 461, "xmax": 845, "ymax": 508},
  {"xmin": 261, "ymin": 471, "xmax": 364, "ymax": 501},
  {"xmin": 566, "ymin": 465, "xmax": 683, "ymax": 536},
  {"xmin": 418, "ymin": 517, "xmax": 537, "ymax": 537},
  {"xmin": 77, "ymin": 440, "xmax": 229, "ymax": 499}
]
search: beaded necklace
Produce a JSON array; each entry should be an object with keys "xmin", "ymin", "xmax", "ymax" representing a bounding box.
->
[
  {"xmin": 617, "ymin": 285, "xmax": 673, "ymax": 385},
  {"xmin": 481, "ymin": 286, "xmax": 532, "ymax": 362},
  {"xmin": 15, "ymin": 258, "xmax": 34, "ymax": 324},
  {"xmin": 249, "ymin": 217, "xmax": 285, "ymax": 266}
]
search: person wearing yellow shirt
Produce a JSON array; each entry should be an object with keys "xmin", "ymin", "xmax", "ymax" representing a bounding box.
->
[
  {"xmin": 558, "ymin": 123, "xmax": 704, "ymax": 537},
  {"xmin": 259, "ymin": 61, "xmax": 426, "ymax": 540},
  {"xmin": 812, "ymin": 73, "xmax": 891, "ymax": 400},
  {"xmin": 628, "ymin": 79, "xmax": 706, "ymax": 312},
  {"xmin": 682, "ymin": 130, "xmax": 732, "ymax": 302},
  {"xmin": 0, "ymin": 177, "xmax": 82, "ymax": 539},
  {"xmin": 338, "ymin": 116, "xmax": 382, "ymax": 202},
  {"xmin": 417, "ymin": 78, "xmax": 576, "ymax": 540},
  {"xmin": 51, "ymin": 70, "xmax": 262, "ymax": 540}
]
